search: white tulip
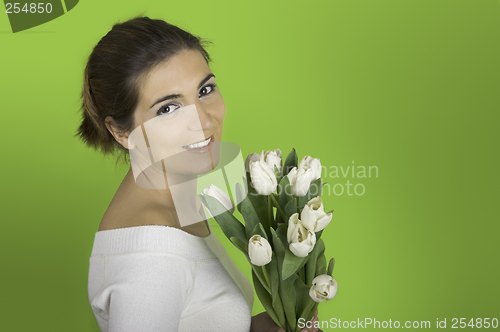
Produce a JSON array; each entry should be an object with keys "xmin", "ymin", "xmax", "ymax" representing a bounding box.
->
[
  {"xmin": 301, "ymin": 196, "xmax": 332, "ymax": 233},
  {"xmin": 287, "ymin": 213, "xmax": 316, "ymax": 257},
  {"xmin": 245, "ymin": 152, "xmax": 260, "ymax": 173},
  {"xmin": 249, "ymin": 159, "xmax": 278, "ymax": 195},
  {"xmin": 309, "ymin": 274, "xmax": 337, "ymax": 303},
  {"xmin": 286, "ymin": 167, "xmax": 316, "ymax": 197},
  {"xmin": 286, "ymin": 156, "xmax": 322, "ymax": 197},
  {"xmin": 245, "ymin": 149, "xmax": 283, "ymax": 176},
  {"xmin": 298, "ymin": 156, "xmax": 322, "ymax": 182},
  {"xmin": 248, "ymin": 234, "xmax": 273, "ymax": 266},
  {"xmin": 202, "ymin": 184, "xmax": 235, "ymax": 215},
  {"xmin": 262, "ymin": 149, "xmax": 282, "ymax": 176}
]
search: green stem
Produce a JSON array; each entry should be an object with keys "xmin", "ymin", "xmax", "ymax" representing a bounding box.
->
[
  {"xmin": 296, "ymin": 196, "xmax": 300, "ymax": 214},
  {"xmin": 261, "ymin": 265, "xmax": 271, "ymax": 289},
  {"xmin": 269, "ymin": 194, "xmax": 286, "ymax": 222},
  {"xmin": 297, "ymin": 299, "xmax": 316, "ymax": 332},
  {"xmin": 311, "ymin": 302, "xmax": 319, "ymax": 322},
  {"xmin": 268, "ymin": 195, "xmax": 275, "ymax": 229}
]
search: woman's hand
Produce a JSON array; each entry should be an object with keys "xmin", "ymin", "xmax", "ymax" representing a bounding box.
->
[{"xmin": 251, "ymin": 310, "xmax": 322, "ymax": 332}]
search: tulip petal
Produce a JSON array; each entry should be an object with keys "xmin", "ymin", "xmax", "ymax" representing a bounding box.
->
[
  {"xmin": 309, "ymin": 286, "xmax": 324, "ymax": 303},
  {"xmin": 309, "ymin": 274, "xmax": 336, "ymax": 302},
  {"xmin": 250, "ymin": 160, "xmax": 278, "ymax": 195},
  {"xmin": 249, "ymin": 234, "xmax": 273, "ymax": 266},
  {"xmin": 326, "ymin": 279, "xmax": 338, "ymax": 300},
  {"xmin": 314, "ymin": 213, "xmax": 332, "ymax": 232},
  {"xmin": 245, "ymin": 153, "xmax": 260, "ymax": 173},
  {"xmin": 287, "ymin": 213, "xmax": 299, "ymax": 243}
]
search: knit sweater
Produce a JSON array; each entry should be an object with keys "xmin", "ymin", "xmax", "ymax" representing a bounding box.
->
[{"xmin": 87, "ymin": 220, "xmax": 254, "ymax": 332}]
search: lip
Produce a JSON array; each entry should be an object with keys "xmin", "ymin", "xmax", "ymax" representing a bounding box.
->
[{"xmin": 182, "ymin": 135, "xmax": 214, "ymax": 154}]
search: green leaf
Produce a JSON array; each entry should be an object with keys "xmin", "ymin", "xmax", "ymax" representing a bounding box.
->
[
  {"xmin": 236, "ymin": 183, "xmax": 260, "ymax": 239},
  {"xmin": 252, "ymin": 269, "xmax": 280, "ymax": 325},
  {"xmin": 244, "ymin": 173, "xmax": 249, "ymax": 195},
  {"xmin": 252, "ymin": 264, "xmax": 271, "ymax": 294},
  {"xmin": 305, "ymin": 238, "xmax": 325, "ymax": 286},
  {"xmin": 229, "ymin": 236, "xmax": 249, "ymax": 258},
  {"xmin": 270, "ymin": 228, "xmax": 285, "ymax": 280},
  {"xmin": 299, "ymin": 297, "xmax": 318, "ymax": 330},
  {"xmin": 316, "ymin": 251, "xmax": 327, "ymax": 276},
  {"xmin": 277, "ymin": 176, "xmax": 292, "ymax": 224},
  {"xmin": 266, "ymin": 194, "xmax": 274, "ymax": 236},
  {"xmin": 235, "ymin": 182, "xmax": 244, "ymax": 214},
  {"xmin": 284, "ymin": 199, "xmax": 296, "ymax": 223},
  {"xmin": 246, "ymin": 174, "xmax": 271, "ymax": 232},
  {"xmin": 199, "ymin": 194, "xmax": 246, "ymax": 243},
  {"xmin": 280, "ymin": 273, "xmax": 298, "ymax": 331},
  {"xmin": 274, "ymin": 164, "xmax": 281, "ymax": 180},
  {"xmin": 267, "ymin": 254, "xmax": 286, "ymax": 328},
  {"xmin": 298, "ymin": 265, "xmax": 306, "ymax": 284},
  {"xmin": 251, "ymin": 223, "xmax": 269, "ymax": 243},
  {"xmin": 327, "ymin": 257, "xmax": 335, "ymax": 277},
  {"xmin": 315, "ymin": 229, "xmax": 323, "ymax": 242},
  {"xmin": 284, "ymin": 148, "xmax": 298, "ymax": 176},
  {"xmin": 282, "ymin": 247, "xmax": 309, "ymax": 280},
  {"xmin": 294, "ymin": 276, "xmax": 313, "ymax": 319},
  {"xmin": 298, "ymin": 178, "xmax": 322, "ymax": 210},
  {"xmin": 276, "ymin": 223, "xmax": 289, "ymax": 252}
]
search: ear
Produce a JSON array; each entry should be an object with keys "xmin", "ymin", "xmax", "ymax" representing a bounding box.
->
[{"xmin": 105, "ymin": 116, "xmax": 131, "ymax": 150}]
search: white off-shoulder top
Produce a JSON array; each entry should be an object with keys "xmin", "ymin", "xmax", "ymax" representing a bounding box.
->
[{"xmin": 87, "ymin": 220, "xmax": 254, "ymax": 332}]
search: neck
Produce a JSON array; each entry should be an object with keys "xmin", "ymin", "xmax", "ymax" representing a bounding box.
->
[{"xmin": 125, "ymin": 165, "xmax": 204, "ymax": 228}]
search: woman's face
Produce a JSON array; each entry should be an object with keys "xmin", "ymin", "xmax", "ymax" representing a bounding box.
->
[{"xmin": 128, "ymin": 49, "xmax": 225, "ymax": 177}]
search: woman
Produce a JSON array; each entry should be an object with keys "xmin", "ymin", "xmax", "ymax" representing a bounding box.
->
[{"xmin": 77, "ymin": 16, "xmax": 320, "ymax": 332}]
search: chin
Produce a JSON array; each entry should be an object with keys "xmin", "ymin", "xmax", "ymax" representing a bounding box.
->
[
  {"xmin": 162, "ymin": 150, "xmax": 221, "ymax": 177},
  {"xmin": 194, "ymin": 156, "xmax": 221, "ymax": 174}
]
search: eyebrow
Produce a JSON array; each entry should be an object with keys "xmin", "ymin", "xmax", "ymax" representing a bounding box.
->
[{"xmin": 149, "ymin": 73, "xmax": 216, "ymax": 109}]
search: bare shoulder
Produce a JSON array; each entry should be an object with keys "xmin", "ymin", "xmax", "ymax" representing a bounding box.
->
[
  {"xmin": 98, "ymin": 192, "xmax": 176, "ymax": 232},
  {"xmin": 96, "ymin": 168, "xmax": 179, "ymax": 232}
]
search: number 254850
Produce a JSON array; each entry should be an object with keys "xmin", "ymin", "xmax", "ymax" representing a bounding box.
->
[{"xmin": 5, "ymin": 3, "xmax": 53, "ymax": 14}]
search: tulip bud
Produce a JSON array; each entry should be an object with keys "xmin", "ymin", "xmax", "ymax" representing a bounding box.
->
[
  {"xmin": 262, "ymin": 149, "xmax": 282, "ymax": 176},
  {"xmin": 249, "ymin": 160, "xmax": 278, "ymax": 195},
  {"xmin": 248, "ymin": 234, "xmax": 273, "ymax": 266},
  {"xmin": 309, "ymin": 274, "xmax": 337, "ymax": 303},
  {"xmin": 202, "ymin": 184, "xmax": 235, "ymax": 215},
  {"xmin": 298, "ymin": 156, "xmax": 322, "ymax": 182},
  {"xmin": 301, "ymin": 196, "xmax": 332, "ymax": 233},
  {"xmin": 287, "ymin": 213, "xmax": 316, "ymax": 257},
  {"xmin": 286, "ymin": 155, "xmax": 322, "ymax": 197},
  {"xmin": 286, "ymin": 167, "xmax": 316, "ymax": 197},
  {"xmin": 245, "ymin": 152, "xmax": 260, "ymax": 173}
]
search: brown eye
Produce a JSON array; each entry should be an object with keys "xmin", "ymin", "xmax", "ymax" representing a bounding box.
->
[
  {"xmin": 199, "ymin": 84, "xmax": 216, "ymax": 97},
  {"xmin": 156, "ymin": 104, "xmax": 180, "ymax": 116}
]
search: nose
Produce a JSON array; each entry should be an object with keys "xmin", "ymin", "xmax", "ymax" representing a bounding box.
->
[{"xmin": 192, "ymin": 102, "xmax": 217, "ymax": 136}]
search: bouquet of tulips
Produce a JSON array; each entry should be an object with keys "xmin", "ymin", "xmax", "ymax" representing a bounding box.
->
[{"xmin": 200, "ymin": 148, "xmax": 337, "ymax": 332}]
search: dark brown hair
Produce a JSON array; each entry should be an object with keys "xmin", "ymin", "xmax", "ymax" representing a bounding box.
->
[{"xmin": 75, "ymin": 15, "xmax": 212, "ymax": 166}]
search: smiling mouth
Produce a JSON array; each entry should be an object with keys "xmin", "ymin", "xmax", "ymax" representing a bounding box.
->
[{"xmin": 182, "ymin": 135, "xmax": 213, "ymax": 149}]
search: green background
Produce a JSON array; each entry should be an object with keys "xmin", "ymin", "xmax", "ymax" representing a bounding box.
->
[{"xmin": 1, "ymin": 0, "xmax": 499, "ymax": 331}]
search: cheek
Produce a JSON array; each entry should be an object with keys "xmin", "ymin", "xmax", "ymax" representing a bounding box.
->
[
  {"xmin": 211, "ymin": 94, "xmax": 226, "ymax": 122},
  {"xmin": 218, "ymin": 95, "xmax": 226, "ymax": 120},
  {"xmin": 132, "ymin": 110, "xmax": 153, "ymax": 129},
  {"xmin": 219, "ymin": 104, "xmax": 226, "ymax": 122}
]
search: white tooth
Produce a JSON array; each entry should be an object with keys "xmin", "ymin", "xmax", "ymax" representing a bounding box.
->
[{"xmin": 186, "ymin": 137, "xmax": 211, "ymax": 149}]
